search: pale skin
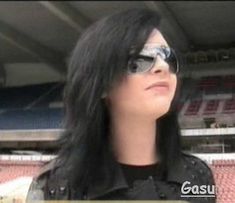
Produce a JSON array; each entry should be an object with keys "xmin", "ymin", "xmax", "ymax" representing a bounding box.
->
[{"xmin": 106, "ymin": 29, "xmax": 177, "ymax": 165}]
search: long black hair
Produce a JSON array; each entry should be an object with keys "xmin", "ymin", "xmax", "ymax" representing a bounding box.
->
[{"xmin": 56, "ymin": 8, "xmax": 182, "ymax": 191}]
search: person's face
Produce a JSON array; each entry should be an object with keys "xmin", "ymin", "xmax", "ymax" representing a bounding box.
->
[{"xmin": 107, "ymin": 29, "xmax": 177, "ymax": 119}]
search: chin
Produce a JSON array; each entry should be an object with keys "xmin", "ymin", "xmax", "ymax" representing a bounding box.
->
[{"xmin": 152, "ymin": 104, "xmax": 171, "ymax": 119}]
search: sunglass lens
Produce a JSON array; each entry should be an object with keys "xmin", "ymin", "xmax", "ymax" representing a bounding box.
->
[
  {"xmin": 128, "ymin": 56, "xmax": 154, "ymax": 73},
  {"xmin": 127, "ymin": 46, "xmax": 179, "ymax": 74},
  {"xmin": 165, "ymin": 49, "xmax": 179, "ymax": 74}
]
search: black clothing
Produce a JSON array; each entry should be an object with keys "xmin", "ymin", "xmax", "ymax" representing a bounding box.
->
[
  {"xmin": 119, "ymin": 162, "xmax": 160, "ymax": 187},
  {"xmin": 26, "ymin": 152, "xmax": 216, "ymax": 203}
]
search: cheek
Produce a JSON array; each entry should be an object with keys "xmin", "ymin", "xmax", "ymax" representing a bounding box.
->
[
  {"xmin": 107, "ymin": 75, "xmax": 177, "ymax": 116},
  {"xmin": 171, "ymin": 75, "xmax": 177, "ymax": 98},
  {"xmin": 108, "ymin": 77, "xmax": 146, "ymax": 110}
]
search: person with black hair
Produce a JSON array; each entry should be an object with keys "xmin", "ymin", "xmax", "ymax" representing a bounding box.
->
[{"xmin": 26, "ymin": 8, "xmax": 216, "ymax": 202}]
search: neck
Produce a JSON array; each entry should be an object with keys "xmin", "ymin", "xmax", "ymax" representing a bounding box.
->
[{"xmin": 110, "ymin": 112, "xmax": 158, "ymax": 166}]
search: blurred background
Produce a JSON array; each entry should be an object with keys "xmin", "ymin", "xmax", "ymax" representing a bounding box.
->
[{"xmin": 0, "ymin": 1, "xmax": 234, "ymax": 202}]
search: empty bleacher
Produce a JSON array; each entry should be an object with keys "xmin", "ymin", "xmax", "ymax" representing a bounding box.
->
[
  {"xmin": 0, "ymin": 82, "xmax": 64, "ymax": 110},
  {"xmin": 197, "ymin": 76, "xmax": 221, "ymax": 91},
  {"xmin": 179, "ymin": 75, "xmax": 235, "ymax": 129},
  {"xmin": 222, "ymin": 98, "xmax": 235, "ymax": 113},
  {"xmin": 203, "ymin": 99, "xmax": 220, "ymax": 115},
  {"xmin": 0, "ymin": 82, "xmax": 65, "ymax": 130},
  {"xmin": 0, "ymin": 160, "xmax": 43, "ymax": 184},
  {"xmin": 184, "ymin": 100, "xmax": 202, "ymax": 115},
  {"xmin": 211, "ymin": 159, "xmax": 235, "ymax": 203},
  {"xmin": 223, "ymin": 75, "xmax": 235, "ymax": 89},
  {"xmin": 0, "ymin": 108, "xmax": 63, "ymax": 129}
]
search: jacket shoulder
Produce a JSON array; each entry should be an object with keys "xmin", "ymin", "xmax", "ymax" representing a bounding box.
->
[
  {"xmin": 181, "ymin": 152, "xmax": 215, "ymax": 185},
  {"xmin": 182, "ymin": 152, "xmax": 212, "ymax": 171},
  {"xmin": 26, "ymin": 159, "xmax": 57, "ymax": 202},
  {"xmin": 179, "ymin": 152, "xmax": 217, "ymax": 202}
]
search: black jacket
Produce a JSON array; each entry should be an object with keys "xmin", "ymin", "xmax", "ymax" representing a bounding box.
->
[{"xmin": 26, "ymin": 152, "xmax": 216, "ymax": 203}]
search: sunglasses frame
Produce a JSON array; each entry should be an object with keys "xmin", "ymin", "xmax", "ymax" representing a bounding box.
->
[{"xmin": 127, "ymin": 44, "xmax": 180, "ymax": 75}]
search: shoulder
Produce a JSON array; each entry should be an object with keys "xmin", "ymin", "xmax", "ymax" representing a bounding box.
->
[
  {"xmin": 26, "ymin": 159, "xmax": 58, "ymax": 201},
  {"xmin": 181, "ymin": 152, "xmax": 210, "ymax": 168},
  {"xmin": 168, "ymin": 152, "xmax": 215, "ymax": 186},
  {"xmin": 176, "ymin": 153, "xmax": 217, "ymax": 202},
  {"xmin": 181, "ymin": 152, "xmax": 215, "ymax": 185},
  {"xmin": 26, "ymin": 158, "xmax": 82, "ymax": 200}
]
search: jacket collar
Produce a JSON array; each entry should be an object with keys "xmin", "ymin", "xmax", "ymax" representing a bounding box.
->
[
  {"xmin": 87, "ymin": 158, "xmax": 129, "ymax": 199},
  {"xmin": 86, "ymin": 154, "xmax": 188, "ymax": 199}
]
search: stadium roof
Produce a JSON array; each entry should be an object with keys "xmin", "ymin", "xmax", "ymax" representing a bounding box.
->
[{"xmin": 1, "ymin": 1, "xmax": 235, "ymax": 87}]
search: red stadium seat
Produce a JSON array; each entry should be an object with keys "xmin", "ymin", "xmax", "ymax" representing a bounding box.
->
[
  {"xmin": 185, "ymin": 100, "xmax": 202, "ymax": 115},
  {"xmin": 222, "ymin": 99, "xmax": 235, "ymax": 113},
  {"xmin": 203, "ymin": 99, "xmax": 220, "ymax": 115}
]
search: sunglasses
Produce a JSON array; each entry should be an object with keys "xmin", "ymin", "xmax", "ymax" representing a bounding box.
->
[{"xmin": 127, "ymin": 45, "xmax": 179, "ymax": 74}]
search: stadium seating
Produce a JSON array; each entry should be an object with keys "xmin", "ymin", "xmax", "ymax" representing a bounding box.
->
[
  {"xmin": 222, "ymin": 98, "xmax": 235, "ymax": 113},
  {"xmin": 223, "ymin": 75, "xmax": 235, "ymax": 89},
  {"xmin": 0, "ymin": 108, "xmax": 63, "ymax": 129},
  {"xmin": 211, "ymin": 160, "xmax": 235, "ymax": 203},
  {"xmin": 184, "ymin": 100, "xmax": 202, "ymax": 115},
  {"xmin": 197, "ymin": 76, "xmax": 221, "ymax": 91},
  {"xmin": 0, "ymin": 160, "xmax": 43, "ymax": 184},
  {"xmin": 0, "ymin": 82, "xmax": 65, "ymax": 130},
  {"xmin": 203, "ymin": 99, "xmax": 220, "ymax": 115},
  {"xmin": 178, "ymin": 75, "xmax": 235, "ymax": 129},
  {"xmin": 0, "ymin": 82, "xmax": 64, "ymax": 109}
]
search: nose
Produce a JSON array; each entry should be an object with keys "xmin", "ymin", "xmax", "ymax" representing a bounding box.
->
[{"xmin": 150, "ymin": 55, "xmax": 170, "ymax": 74}]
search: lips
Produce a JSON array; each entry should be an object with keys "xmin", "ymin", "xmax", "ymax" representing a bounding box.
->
[{"xmin": 145, "ymin": 81, "xmax": 170, "ymax": 91}]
